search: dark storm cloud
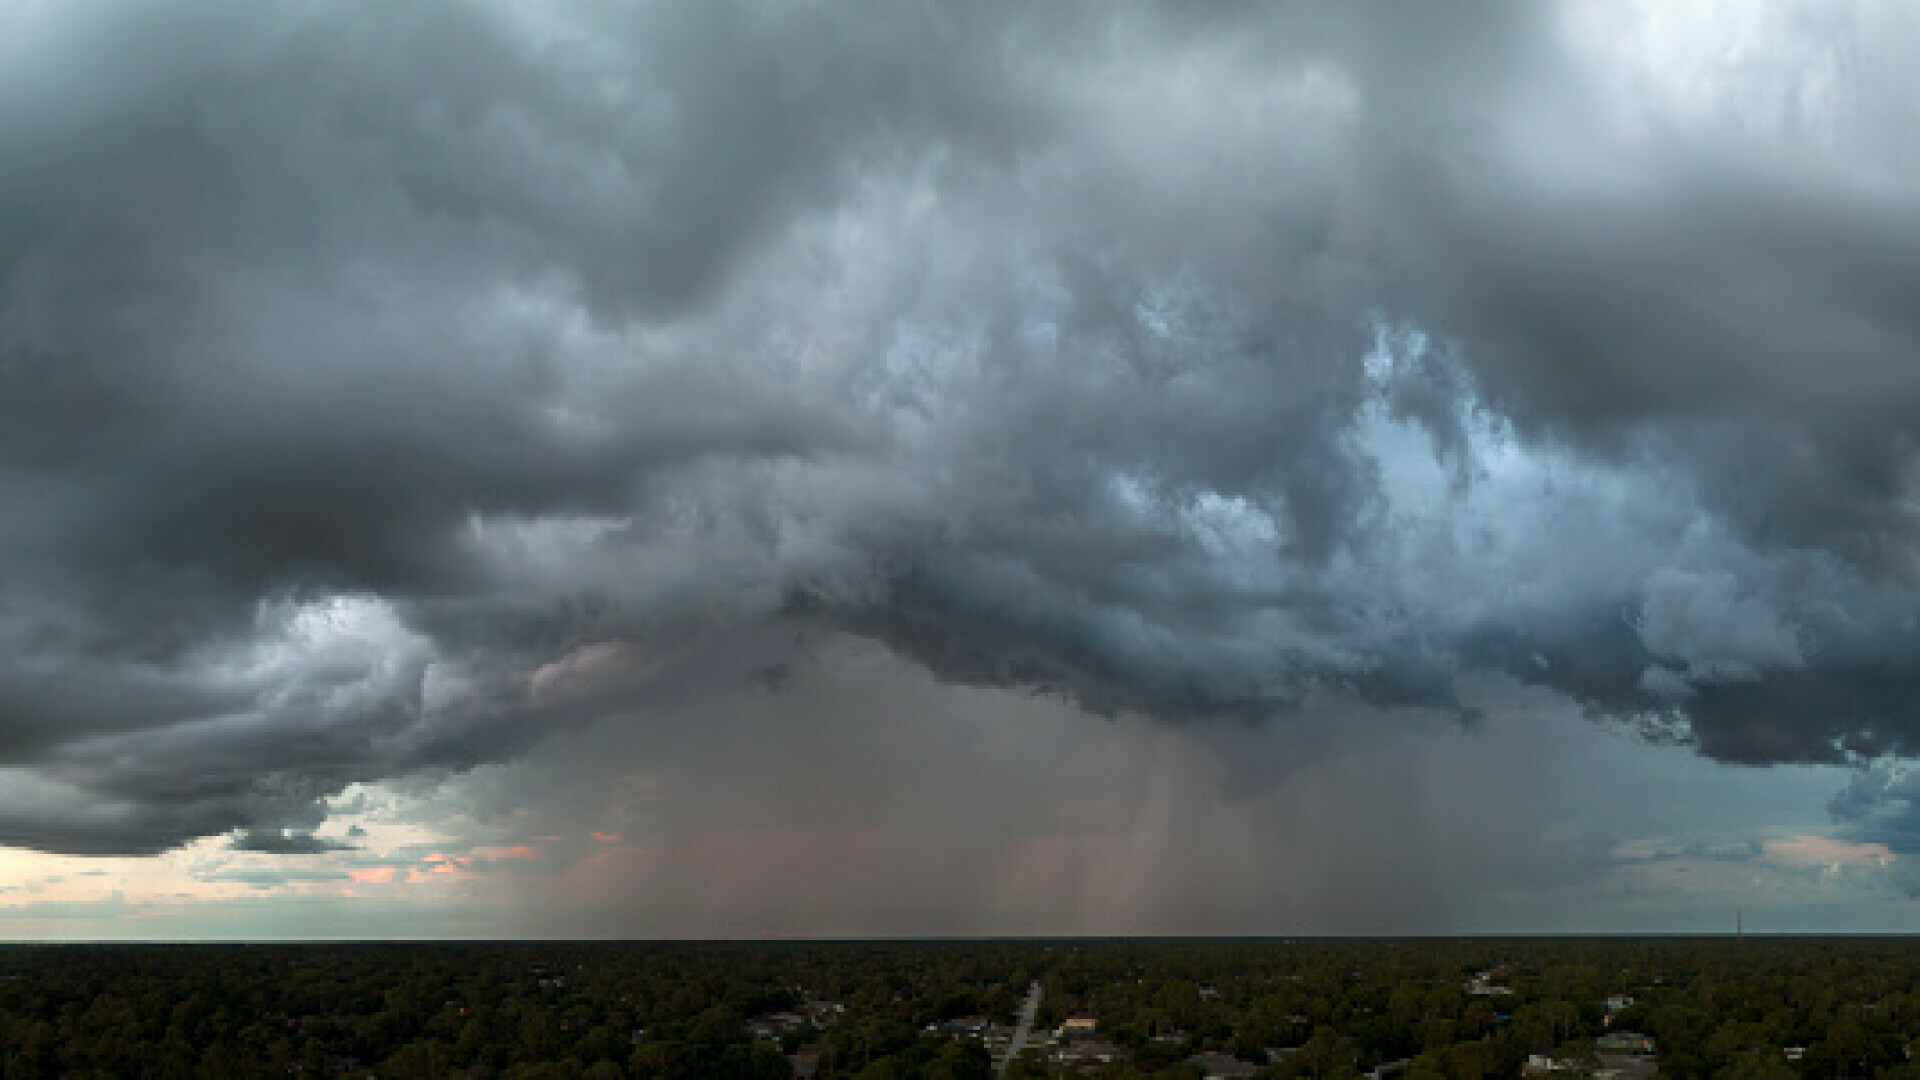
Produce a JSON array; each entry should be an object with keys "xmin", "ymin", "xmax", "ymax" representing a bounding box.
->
[
  {"xmin": 4, "ymin": 0, "xmax": 1920, "ymax": 854},
  {"xmin": 230, "ymin": 829, "xmax": 355, "ymax": 855},
  {"xmin": 1407, "ymin": 167, "xmax": 1920, "ymax": 561},
  {"xmin": 230, "ymin": 803, "xmax": 359, "ymax": 853}
]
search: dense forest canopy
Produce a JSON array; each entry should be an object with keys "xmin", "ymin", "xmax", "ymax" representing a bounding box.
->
[{"xmin": 3, "ymin": 938, "xmax": 1920, "ymax": 1078}]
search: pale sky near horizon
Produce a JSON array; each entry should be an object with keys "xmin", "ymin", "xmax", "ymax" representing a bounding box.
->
[{"xmin": 7, "ymin": 0, "xmax": 1920, "ymax": 937}]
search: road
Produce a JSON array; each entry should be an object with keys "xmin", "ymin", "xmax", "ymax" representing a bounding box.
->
[{"xmin": 996, "ymin": 979, "xmax": 1043, "ymax": 1075}]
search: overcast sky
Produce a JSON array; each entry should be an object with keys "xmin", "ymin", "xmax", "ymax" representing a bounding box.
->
[{"xmin": 5, "ymin": 0, "xmax": 1920, "ymax": 937}]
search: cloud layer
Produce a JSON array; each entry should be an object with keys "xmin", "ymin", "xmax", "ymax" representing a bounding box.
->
[{"xmin": 4, "ymin": 0, "xmax": 1920, "ymax": 854}]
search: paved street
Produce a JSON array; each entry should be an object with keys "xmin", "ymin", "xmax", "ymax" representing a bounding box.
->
[{"xmin": 996, "ymin": 980, "xmax": 1043, "ymax": 1075}]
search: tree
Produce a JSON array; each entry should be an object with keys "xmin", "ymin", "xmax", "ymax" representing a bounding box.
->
[{"xmin": 382, "ymin": 1038, "xmax": 453, "ymax": 1078}]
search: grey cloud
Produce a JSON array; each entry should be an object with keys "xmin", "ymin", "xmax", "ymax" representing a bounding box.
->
[
  {"xmin": 4, "ymin": 0, "xmax": 1920, "ymax": 855},
  {"xmin": 1827, "ymin": 765, "xmax": 1920, "ymax": 898},
  {"xmin": 229, "ymin": 829, "xmax": 356, "ymax": 855},
  {"xmin": 1637, "ymin": 568, "xmax": 1804, "ymax": 685},
  {"xmin": 1408, "ymin": 164, "xmax": 1920, "ymax": 567},
  {"xmin": 1831, "ymin": 765, "xmax": 1920, "ymax": 856}
]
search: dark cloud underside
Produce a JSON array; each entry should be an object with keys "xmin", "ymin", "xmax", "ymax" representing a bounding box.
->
[{"xmin": 4, "ymin": 0, "xmax": 1920, "ymax": 854}]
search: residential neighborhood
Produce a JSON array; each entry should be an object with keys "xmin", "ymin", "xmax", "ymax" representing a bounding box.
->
[{"xmin": 7, "ymin": 939, "xmax": 1918, "ymax": 1077}]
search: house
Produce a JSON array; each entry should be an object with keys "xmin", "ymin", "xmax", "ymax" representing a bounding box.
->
[
  {"xmin": 928, "ymin": 1016, "xmax": 990, "ymax": 1040},
  {"xmin": 1595, "ymin": 1032, "xmax": 1654, "ymax": 1055},
  {"xmin": 749, "ymin": 1011, "xmax": 807, "ymax": 1041},
  {"xmin": 1059, "ymin": 1014, "xmax": 1098, "ymax": 1038},
  {"xmin": 1524, "ymin": 1050, "xmax": 1568, "ymax": 1074},
  {"xmin": 1527, "ymin": 1049, "xmax": 1635, "ymax": 1078},
  {"xmin": 1054, "ymin": 1038, "xmax": 1128, "ymax": 1070},
  {"xmin": 1465, "ymin": 973, "xmax": 1514, "ymax": 996},
  {"xmin": 1188, "ymin": 1051, "xmax": 1260, "ymax": 1078},
  {"xmin": 1149, "ymin": 1028, "xmax": 1192, "ymax": 1045}
]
